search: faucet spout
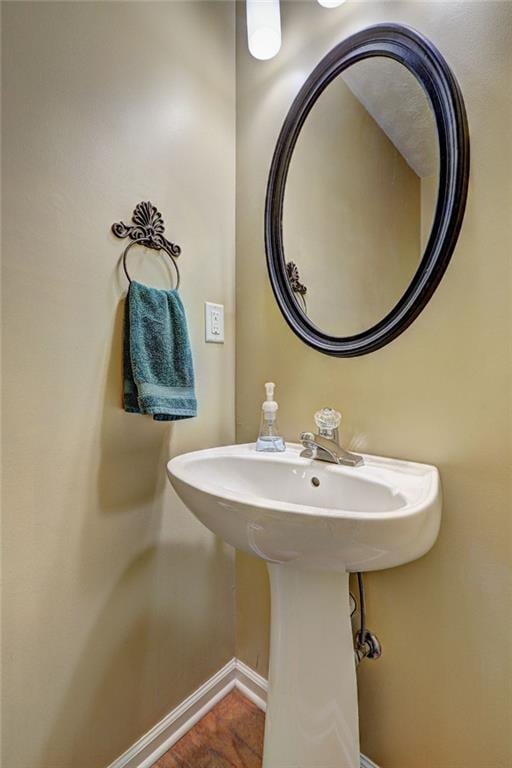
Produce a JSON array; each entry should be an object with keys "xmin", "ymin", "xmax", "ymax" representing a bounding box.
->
[{"xmin": 300, "ymin": 431, "xmax": 364, "ymax": 467}]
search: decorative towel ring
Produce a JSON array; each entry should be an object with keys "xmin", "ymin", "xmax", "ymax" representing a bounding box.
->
[
  {"xmin": 112, "ymin": 201, "xmax": 182, "ymax": 289},
  {"xmin": 286, "ymin": 261, "xmax": 308, "ymax": 314}
]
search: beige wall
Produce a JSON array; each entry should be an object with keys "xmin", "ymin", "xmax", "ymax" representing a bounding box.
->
[
  {"xmin": 1, "ymin": 2, "xmax": 235, "ymax": 767},
  {"xmin": 285, "ymin": 72, "xmax": 420, "ymax": 336},
  {"xmin": 235, "ymin": 2, "xmax": 512, "ymax": 767}
]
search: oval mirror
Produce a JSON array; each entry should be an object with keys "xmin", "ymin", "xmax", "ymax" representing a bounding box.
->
[{"xmin": 265, "ymin": 24, "xmax": 469, "ymax": 356}]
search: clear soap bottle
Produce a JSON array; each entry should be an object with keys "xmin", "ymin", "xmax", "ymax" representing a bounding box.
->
[{"xmin": 255, "ymin": 382, "xmax": 286, "ymax": 452}]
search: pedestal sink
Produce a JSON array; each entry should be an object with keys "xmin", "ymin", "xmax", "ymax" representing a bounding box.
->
[{"xmin": 167, "ymin": 443, "xmax": 441, "ymax": 768}]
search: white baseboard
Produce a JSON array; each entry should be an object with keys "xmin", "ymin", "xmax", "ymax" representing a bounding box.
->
[
  {"xmin": 234, "ymin": 657, "xmax": 268, "ymax": 711},
  {"xmin": 106, "ymin": 658, "xmax": 238, "ymax": 768},
  {"xmin": 106, "ymin": 657, "xmax": 379, "ymax": 768},
  {"xmin": 360, "ymin": 755, "xmax": 381, "ymax": 768}
]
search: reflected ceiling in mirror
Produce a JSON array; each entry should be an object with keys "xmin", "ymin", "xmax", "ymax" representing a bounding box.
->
[{"xmin": 283, "ymin": 57, "xmax": 439, "ymax": 337}]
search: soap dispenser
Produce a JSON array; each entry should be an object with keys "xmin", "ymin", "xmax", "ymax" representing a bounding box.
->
[{"xmin": 255, "ymin": 382, "xmax": 286, "ymax": 452}]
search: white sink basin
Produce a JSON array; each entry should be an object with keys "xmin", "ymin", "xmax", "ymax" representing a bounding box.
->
[
  {"xmin": 167, "ymin": 442, "xmax": 440, "ymax": 572},
  {"xmin": 166, "ymin": 443, "xmax": 441, "ymax": 768}
]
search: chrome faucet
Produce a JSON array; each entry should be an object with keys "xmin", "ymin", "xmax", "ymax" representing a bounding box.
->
[{"xmin": 300, "ymin": 408, "xmax": 364, "ymax": 467}]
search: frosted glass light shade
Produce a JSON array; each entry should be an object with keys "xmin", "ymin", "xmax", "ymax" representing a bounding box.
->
[
  {"xmin": 317, "ymin": 0, "xmax": 346, "ymax": 7},
  {"xmin": 246, "ymin": 0, "xmax": 281, "ymax": 60}
]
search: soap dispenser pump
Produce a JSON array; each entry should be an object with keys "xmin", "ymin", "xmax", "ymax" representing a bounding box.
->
[{"xmin": 255, "ymin": 382, "xmax": 286, "ymax": 452}]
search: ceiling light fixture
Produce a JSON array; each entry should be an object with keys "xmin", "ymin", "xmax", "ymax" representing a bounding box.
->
[
  {"xmin": 246, "ymin": 0, "xmax": 282, "ymax": 60},
  {"xmin": 317, "ymin": 0, "xmax": 346, "ymax": 7}
]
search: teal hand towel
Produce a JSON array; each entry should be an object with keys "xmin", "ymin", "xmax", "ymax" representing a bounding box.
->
[{"xmin": 123, "ymin": 281, "xmax": 197, "ymax": 421}]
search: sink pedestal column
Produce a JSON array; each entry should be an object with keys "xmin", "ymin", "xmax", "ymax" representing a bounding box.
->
[{"xmin": 263, "ymin": 564, "xmax": 359, "ymax": 768}]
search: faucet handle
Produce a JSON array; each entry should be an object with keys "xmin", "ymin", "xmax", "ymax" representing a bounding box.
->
[{"xmin": 314, "ymin": 408, "xmax": 341, "ymax": 439}]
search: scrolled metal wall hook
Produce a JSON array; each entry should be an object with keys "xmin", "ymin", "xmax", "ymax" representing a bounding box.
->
[
  {"xmin": 112, "ymin": 201, "xmax": 182, "ymax": 289},
  {"xmin": 286, "ymin": 261, "xmax": 308, "ymax": 313}
]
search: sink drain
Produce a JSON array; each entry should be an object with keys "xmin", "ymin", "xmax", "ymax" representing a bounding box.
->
[{"xmin": 311, "ymin": 477, "xmax": 320, "ymax": 487}]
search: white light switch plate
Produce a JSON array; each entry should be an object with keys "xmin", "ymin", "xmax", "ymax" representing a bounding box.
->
[{"xmin": 205, "ymin": 302, "xmax": 224, "ymax": 343}]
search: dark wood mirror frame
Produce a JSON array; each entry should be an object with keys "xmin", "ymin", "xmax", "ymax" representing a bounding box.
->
[{"xmin": 265, "ymin": 23, "xmax": 470, "ymax": 357}]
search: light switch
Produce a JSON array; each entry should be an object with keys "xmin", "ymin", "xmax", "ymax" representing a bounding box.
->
[{"xmin": 205, "ymin": 302, "xmax": 224, "ymax": 343}]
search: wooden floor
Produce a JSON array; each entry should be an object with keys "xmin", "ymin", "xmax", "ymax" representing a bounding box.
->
[{"xmin": 152, "ymin": 689, "xmax": 265, "ymax": 768}]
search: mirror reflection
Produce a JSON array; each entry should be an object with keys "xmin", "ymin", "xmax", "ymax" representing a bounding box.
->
[{"xmin": 283, "ymin": 57, "xmax": 439, "ymax": 337}]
